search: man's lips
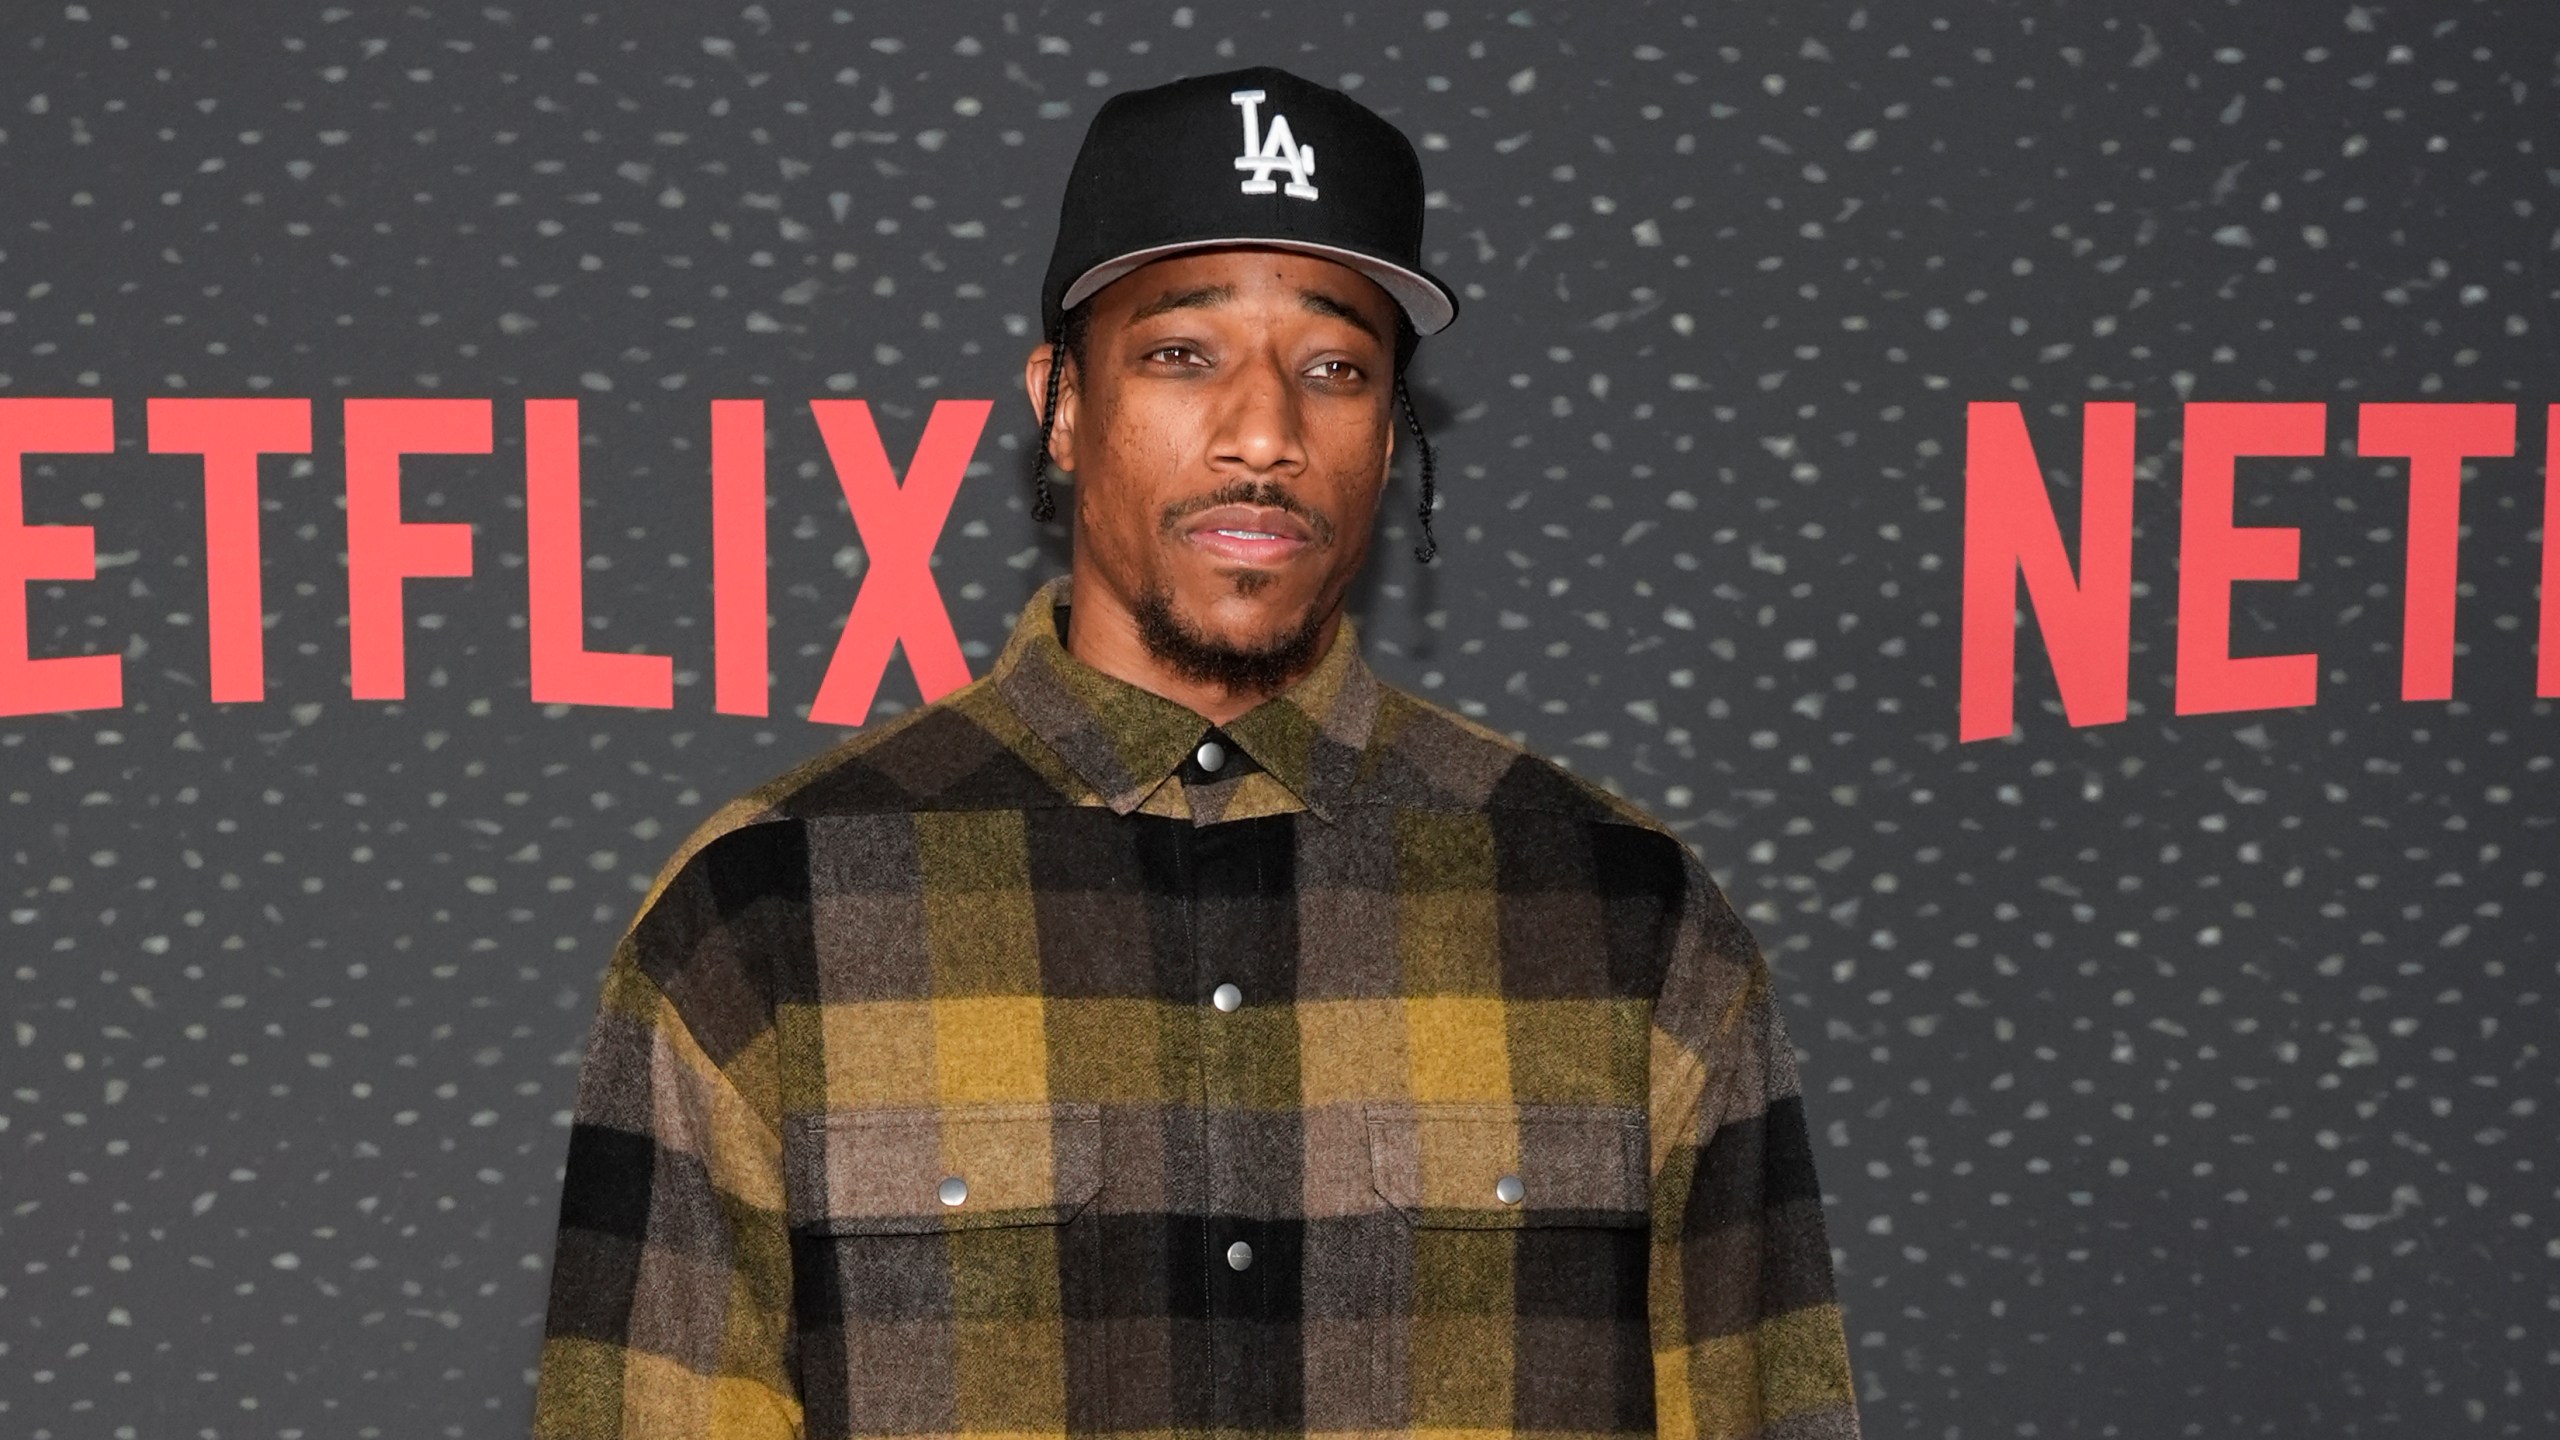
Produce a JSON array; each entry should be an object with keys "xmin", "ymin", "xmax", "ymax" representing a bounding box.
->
[{"xmin": 1179, "ymin": 504, "xmax": 1316, "ymax": 565}]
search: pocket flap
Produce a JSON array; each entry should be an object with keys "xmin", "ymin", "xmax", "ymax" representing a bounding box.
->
[
  {"xmin": 788, "ymin": 1101, "xmax": 1102, "ymax": 1234},
  {"xmin": 1366, "ymin": 1102, "xmax": 1647, "ymax": 1229}
]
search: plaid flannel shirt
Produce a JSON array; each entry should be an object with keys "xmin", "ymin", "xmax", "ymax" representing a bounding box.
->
[{"xmin": 532, "ymin": 573, "xmax": 1860, "ymax": 1440}]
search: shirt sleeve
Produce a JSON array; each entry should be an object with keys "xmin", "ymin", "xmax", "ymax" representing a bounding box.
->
[
  {"xmin": 1647, "ymin": 852, "xmax": 1862, "ymax": 1439},
  {"xmin": 532, "ymin": 824, "xmax": 808, "ymax": 1440}
]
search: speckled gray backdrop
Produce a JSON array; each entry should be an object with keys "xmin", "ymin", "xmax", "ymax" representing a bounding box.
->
[{"xmin": 4, "ymin": 3, "xmax": 2556, "ymax": 1436}]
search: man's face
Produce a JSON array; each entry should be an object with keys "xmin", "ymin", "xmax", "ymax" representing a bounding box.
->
[{"xmin": 1027, "ymin": 248, "xmax": 1400, "ymax": 698}]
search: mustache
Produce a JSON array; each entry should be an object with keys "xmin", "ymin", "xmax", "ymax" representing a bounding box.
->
[{"xmin": 1157, "ymin": 480, "xmax": 1337, "ymax": 547}]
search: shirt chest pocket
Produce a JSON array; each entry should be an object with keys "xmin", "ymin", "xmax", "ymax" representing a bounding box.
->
[
  {"xmin": 1361, "ymin": 1103, "xmax": 1655, "ymax": 1422},
  {"xmin": 1365, "ymin": 1101, "xmax": 1651, "ymax": 1227},
  {"xmin": 785, "ymin": 1102, "xmax": 1101, "ymax": 1329}
]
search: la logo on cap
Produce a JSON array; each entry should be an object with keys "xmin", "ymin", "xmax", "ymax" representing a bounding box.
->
[{"xmin": 1229, "ymin": 89, "xmax": 1317, "ymax": 200}]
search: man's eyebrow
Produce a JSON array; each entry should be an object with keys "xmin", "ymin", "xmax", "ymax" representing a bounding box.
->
[
  {"xmin": 1128, "ymin": 284, "xmax": 1235, "ymax": 322},
  {"xmin": 1299, "ymin": 288, "xmax": 1383, "ymax": 343}
]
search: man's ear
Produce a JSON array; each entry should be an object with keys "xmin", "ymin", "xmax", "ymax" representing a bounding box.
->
[
  {"xmin": 1379, "ymin": 390, "xmax": 1398, "ymax": 485},
  {"xmin": 1021, "ymin": 342, "xmax": 1079, "ymax": 475}
]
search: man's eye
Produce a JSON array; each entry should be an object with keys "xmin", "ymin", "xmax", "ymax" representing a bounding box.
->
[
  {"xmin": 1309, "ymin": 359, "xmax": 1363, "ymax": 382},
  {"xmin": 1146, "ymin": 345, "xmax": 1200, "ymax": 365}
]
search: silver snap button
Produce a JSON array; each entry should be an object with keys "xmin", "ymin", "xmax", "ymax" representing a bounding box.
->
[
  {"xmin": 1194, "ymin": 740, "xmax": 1227, "ymax": 773},
  {"xmin": 1494, "ymin": 1173, "xmax": 1524, "ymax": 1205},
  {"xmin": 937, "ymin": 1175, "xmax": 968, "ymax": 1207},
  {"xmin": 1225, "ymin": 1240, "xmax": 1254, "ymax": 1271},
  {"xmin": 1212, "ymin": 982, "xmax": 1243, "ymax": 1013}
]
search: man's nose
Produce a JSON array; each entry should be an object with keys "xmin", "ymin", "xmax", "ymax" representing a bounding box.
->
[{"xmin": 1209, "ymin": 351, "xmax": 1306, "ymax": 476}]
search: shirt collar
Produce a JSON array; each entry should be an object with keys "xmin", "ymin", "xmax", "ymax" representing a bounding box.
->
[{"xmin": 989, "ymin": 574, "xmax": 1382, "ymax": 823}]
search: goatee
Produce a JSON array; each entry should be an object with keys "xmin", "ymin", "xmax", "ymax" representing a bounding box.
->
[{"xmin": 1131, "ymin": 581, "xmax": 1329, "ymax": 701}]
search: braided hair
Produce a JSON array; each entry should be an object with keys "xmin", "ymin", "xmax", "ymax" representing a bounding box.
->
[
  {"xmin": 1027, "ymin": 306, "xmax": 1089, "ymax": 524},
  {"xmin": 1392, "ymin": 313, "xmax": 1439, "ymax": 564},
  {"xmin": 1029, "ymin": 303, "xmax": 1441, "ymax": 561}
]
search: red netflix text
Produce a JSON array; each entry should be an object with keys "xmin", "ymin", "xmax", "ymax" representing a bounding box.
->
[
  {"xmin": 1961, "ymin": 401, "xmax": 2560, "ymax": 741},
  {"xmin": 0, "ymin": 396, "xmax": 989, "ymax": 723}
]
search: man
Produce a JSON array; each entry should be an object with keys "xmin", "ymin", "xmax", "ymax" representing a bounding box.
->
[{"xmin": 532, "ymin": 66, "xmax": 1860, "ymax": 1440}]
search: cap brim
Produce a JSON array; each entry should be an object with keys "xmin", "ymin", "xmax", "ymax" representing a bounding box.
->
[{"xmin": 1059, "ymin": 237, "xmax": 1456, "ymax": 336}]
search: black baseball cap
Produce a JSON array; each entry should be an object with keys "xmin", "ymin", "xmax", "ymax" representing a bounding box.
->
[{"xmin": 1038, "ymin": 66, "xmax": 1458, "ymax": 341}]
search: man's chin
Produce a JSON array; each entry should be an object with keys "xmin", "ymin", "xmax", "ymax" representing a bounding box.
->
[{"xmin": 1132, "ymin": 582, "xmax": 1332, "ymax": 697}]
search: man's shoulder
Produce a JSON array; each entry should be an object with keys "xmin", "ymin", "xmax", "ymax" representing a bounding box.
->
[
  {"xmin": 1367, "ymin": 686, "xmax": 1754, "ymax": 965},
  {"xmin": 1366, "ymin": 680, "xmax": 1689, "ymax": 844},
  {"xmin": 624, "ymin": 673, "xmax": 1068, "ymax": 913}
]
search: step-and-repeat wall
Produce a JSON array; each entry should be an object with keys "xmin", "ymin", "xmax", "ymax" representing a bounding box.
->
[{"xmin": 5, "ymin": 5, "xmax": 2553, "ymax": 1435}]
